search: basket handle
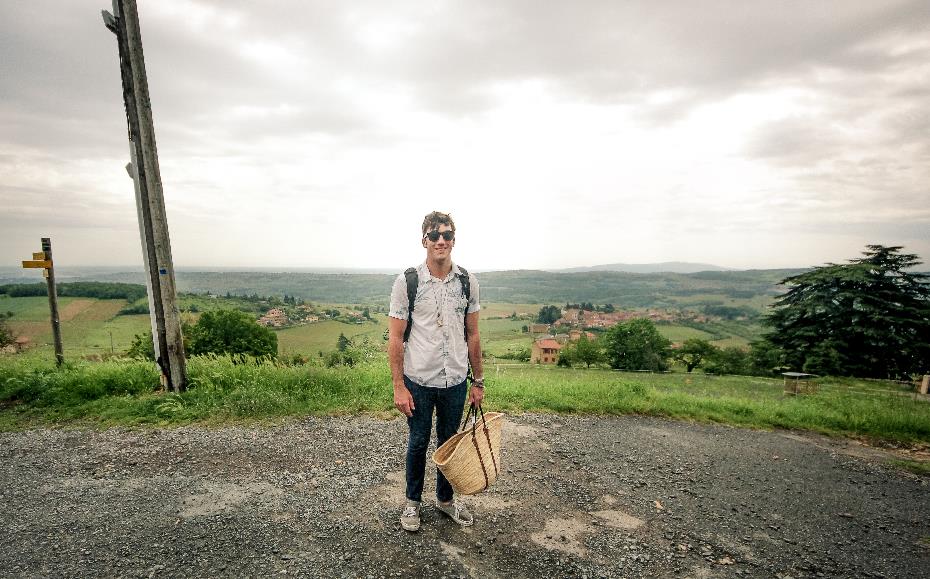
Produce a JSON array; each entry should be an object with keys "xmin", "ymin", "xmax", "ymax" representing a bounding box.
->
[
  {"xmin": 459, "ymin": 402, "xmax": 489, "ymax": 432},
  {"xmin": 460, "ymin": 403, "xmax": 499, "ymax": 490}
]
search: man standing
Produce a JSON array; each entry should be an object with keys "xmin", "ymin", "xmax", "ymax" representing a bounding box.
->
[{"xmin": 388, "ymin": 211, "xmax": 485, "ymax": 532}]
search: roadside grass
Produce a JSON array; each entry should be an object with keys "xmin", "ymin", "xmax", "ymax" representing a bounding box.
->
[
  {"xmin": 1, "ymin": 357, "xmax": 928, "ymax": 447},
  {"xmin": 888, "ymin": 459, "xmax": 930, "ymax": 477}
]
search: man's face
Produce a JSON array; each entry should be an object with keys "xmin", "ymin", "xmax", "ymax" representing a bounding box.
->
[{"xmin": 422, "ymin": 224, "xmax": 455, "ymax": 260}]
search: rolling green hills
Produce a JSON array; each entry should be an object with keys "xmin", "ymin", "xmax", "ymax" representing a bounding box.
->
[{"xmin": 9, "ymin": 268, "xmax": 802, "ymax": 312}]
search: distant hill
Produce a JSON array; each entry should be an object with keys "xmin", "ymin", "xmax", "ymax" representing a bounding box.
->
[
  {"xmin": 551, "ymin": 262, "xmax": 732, "ymax": 274},
  {"xmin": 1, "ymin": 267, "xmax": 806, "ymax": 312}
]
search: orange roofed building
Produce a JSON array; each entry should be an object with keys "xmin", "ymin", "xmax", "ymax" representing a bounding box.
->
[{"xmin": 531, "ymin": 338, "xmax": 563, "ymax": 364}]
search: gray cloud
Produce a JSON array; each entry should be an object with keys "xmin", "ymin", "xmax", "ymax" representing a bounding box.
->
[{"xmin": 2, "ymin": 0, "xmax": 928, "ymax": 268}]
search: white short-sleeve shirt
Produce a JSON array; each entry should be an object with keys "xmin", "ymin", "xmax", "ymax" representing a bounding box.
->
[{"xmin": 389, "ymin": 262, "xmax": 480, "ymax": 387}]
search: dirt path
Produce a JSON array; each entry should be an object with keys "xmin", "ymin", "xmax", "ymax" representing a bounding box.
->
[{"xmin": 1, "ymin": 414, "xmax": 927, "ymax": 578}]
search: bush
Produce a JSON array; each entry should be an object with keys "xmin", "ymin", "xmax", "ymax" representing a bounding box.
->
[
  {"xmin": 326, "ymin": 336, "xmax": 379, "ymax": 367},
  {"xmin": 498, "ymin": 346, "xmax": 531, "ymax": 362},
  {"xmin": 187, "ymin": 309, "xmax": 277, "ymax": 359},
  {"xmin": 0, "ymin": 313, "xmax": 13, "ymax": 348},
  {"xmin": 126, "ymin": 331, "xmax": 156, "ymax": 361}
]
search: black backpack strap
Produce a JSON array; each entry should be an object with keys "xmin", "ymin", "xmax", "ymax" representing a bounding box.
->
[
  {"xmin": 457, "ymin": 266, "xmax": 470, "ymax": 302},
  {"xmin": 458, "ymin": 266, "xmax": 471, "ymax": 343},
  {"xmin": 403, "ymin": 267, "xmax": 417, "ymax": 342}
]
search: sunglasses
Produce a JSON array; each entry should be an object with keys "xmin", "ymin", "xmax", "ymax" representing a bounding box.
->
[{"xmin": 424, "ymin": 230, "xmax": 455, "ymax": 242}]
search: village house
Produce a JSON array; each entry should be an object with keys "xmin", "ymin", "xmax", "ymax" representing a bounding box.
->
[
  {"xmin": 531, "ymin": 337, "xmax": 563, "ymax": 364},
  {"xmin": 569, "ymin": 329, "xmax": 597, "ymax": 341},
  {"xmin": 258, "ymin": 308, "xmax": 288, "ymax": 327}
]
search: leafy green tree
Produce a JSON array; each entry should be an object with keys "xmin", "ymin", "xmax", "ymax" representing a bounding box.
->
[
  {"xmin": 748, "ymin": 340, "xmax": 787, "ymax": 376},
  {"xmin": 765, "ymin": 245, "xmax": 930, "ymax": 378},
  {"xmin": 187, "ymin": 309, "xmax": 277, "ymax": 358},
  {"xmin": 704, "ymin": 346, "xmax": 750, "ymax": 375},
  {"xmin": 673, "ymin": 338, "xmax": 718, "ymax": 373},
  {"xmin": 536, "ymin": 305, "xmax": 561, "ymax": 325},
  {"xmin": 337, "ymin": 332, "xmax": 351, "ymax": 352},
  {"xmin": 560, "ymin": 335, "xmax": 606, "ymax": 368},
  {"xmin": 603, "ymin": 318, "xmax": 671, "ymax": 371}
]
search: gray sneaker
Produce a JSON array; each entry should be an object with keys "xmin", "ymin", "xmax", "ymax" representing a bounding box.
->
[
  {"xmin": 436, "ymin": 500, "xmax": 474, "ymax": 526},
  {"xmin": 400, "ymin": 501, "xmax": 421, "ymax": 532}
]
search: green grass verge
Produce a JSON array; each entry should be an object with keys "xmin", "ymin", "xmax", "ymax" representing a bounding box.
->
[
  {"xmin": 888, "ymin": 459, "xmax": 930, "ymax": 477},
  {"xmin": 2, "ymin": 357, "xmax": 929, "ymax": 448}
]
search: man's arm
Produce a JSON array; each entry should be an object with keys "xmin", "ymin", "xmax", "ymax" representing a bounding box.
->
[
  {"xmin": 388, "ymin": 316, "xmax": 414, "ymax": 417},
  {"xmin": 465, "ymin": 311, "xmax": 484, "ymax": 406}
]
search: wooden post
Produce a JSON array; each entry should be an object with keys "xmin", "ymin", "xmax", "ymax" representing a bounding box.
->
[
  {"xmin": 21, "ymin": 240, "xmax": 63, "ymax": 366},
  {"xmin": 103, "ymin": 0, "xmax": 186, "ymax": 392},
  {"xmin": 920, "ymin": 375, "xmax": 929, "ymax": 396},
  {"xmin": 42, "ymin": 238, "xmax": 64, "ymax": 367}
]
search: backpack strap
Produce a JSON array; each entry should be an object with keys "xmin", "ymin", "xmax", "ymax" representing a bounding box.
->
[
  {"xmin": 403, "ymin": 267, "xmax": 417, "ymax": 343},
  {"xmin": 457, "ymin": 267, "xmax": 471, "ymax": 342},
  {"xmin": 402, "ymin": 265, "xmax": 471, "ymax": 344}
]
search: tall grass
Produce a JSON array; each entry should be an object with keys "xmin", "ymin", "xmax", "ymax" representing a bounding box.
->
[{"xmin": 1, "ymin": 357, "xmax": 928, "ymax": 444}]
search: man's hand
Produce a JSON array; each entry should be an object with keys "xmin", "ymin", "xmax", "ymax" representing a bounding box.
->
[
  {"xmin": 469, "ymin": 384, "xmax": 484, "ymax": 407},
  {"xmin": 394, "ymin": 384, "xmax": 415, "ymax": 417}
]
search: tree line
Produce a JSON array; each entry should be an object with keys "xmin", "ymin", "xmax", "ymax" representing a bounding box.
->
[{"xmin": 0, "ymin": 282, "xmax": 147, "ymax": 302}]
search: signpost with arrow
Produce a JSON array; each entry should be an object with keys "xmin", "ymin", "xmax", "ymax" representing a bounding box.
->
[{"xmin": 21, "ymin": 238, "xmax": 64, "ymax": 367}]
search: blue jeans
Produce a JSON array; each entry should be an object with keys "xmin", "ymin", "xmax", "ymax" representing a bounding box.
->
[{"xmin": 404, "ymin": 376, "xmax": 468, "ymax": 503}]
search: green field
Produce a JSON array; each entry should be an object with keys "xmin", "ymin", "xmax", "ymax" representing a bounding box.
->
[
  {"xmin": 655, "ymin": 324, "xmax": 717, "ymax": 343},
  {"xmin": 276, "ymin": 317, "xmax": 388, "ymax": 358},
  {"xmin": 1, "ymin": 295, "xmax": 82, "ymax": 320},
  {"xmin": 479, "ymin": 303, "xmax": 539, "ymax": 319},
  {"xmin": 2, "ymin": 292, "xmax": 767, "ymax": 365}
]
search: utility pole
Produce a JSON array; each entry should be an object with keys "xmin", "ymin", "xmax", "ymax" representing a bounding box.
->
[
  {"xmin": 22, "ymin": 238, "xmax": 64, "ymax": 366},
  {"xmin": 102, "ymin": 0, "xmax": 187, "ymax": 392}
]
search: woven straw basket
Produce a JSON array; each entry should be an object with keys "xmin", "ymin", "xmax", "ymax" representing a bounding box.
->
[{"xmin": 432, "ymin": 411, "xmax": 504, "ymax": 495}]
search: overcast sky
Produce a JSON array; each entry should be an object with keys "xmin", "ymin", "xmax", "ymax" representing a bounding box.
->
[{"xmin": 1, "ymin": 0, "xmax": 928, "ymax": 272}]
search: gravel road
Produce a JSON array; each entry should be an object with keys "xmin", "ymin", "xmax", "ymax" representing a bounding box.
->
[{"xmin": 1, "ymin": 414, "xmax": 928, "ymax": 578}]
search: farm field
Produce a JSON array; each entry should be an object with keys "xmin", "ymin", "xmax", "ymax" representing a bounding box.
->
[
  {"xmin": 655, "ymin": 323, "xmax": 717, "ymax": 342},
  {"xmin": 276, "ymin": 317, "xmax": 388, "ymax": 358},
  {"xmin": 2, "ymin": 292, "xmax": 767, "ymax": 367}
]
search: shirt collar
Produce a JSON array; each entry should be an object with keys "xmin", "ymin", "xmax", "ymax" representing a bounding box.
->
[{"xmin": 419, "ymin": 261, "xmax": 460, "ymax": 282}]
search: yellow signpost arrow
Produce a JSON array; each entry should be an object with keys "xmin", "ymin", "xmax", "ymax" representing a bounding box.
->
[{"xmin": 21, "ymin": 260, "xmax": 52, "ymax": 269}]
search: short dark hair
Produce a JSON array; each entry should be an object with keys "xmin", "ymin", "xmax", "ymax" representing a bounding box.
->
[{"xmin": 421, "ymin": 211, "xmax": 455, "ymax": 236}]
